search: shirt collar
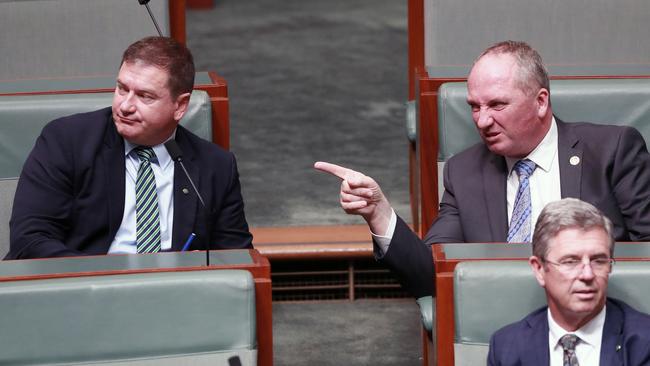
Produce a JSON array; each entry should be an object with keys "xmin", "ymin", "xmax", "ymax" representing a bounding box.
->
[
  {"xmin": 548, "ymin": 304, "xmax": 607, "ymax": 350},
  {"xmin": 123, "ymin": 129, "xmax": 177, "ymax": 170},
  {"xmin": 506, "ymin": 117, "xmax": 558, "ymax": 175}
]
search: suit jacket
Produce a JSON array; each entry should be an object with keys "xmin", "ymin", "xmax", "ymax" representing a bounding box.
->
[
  {"xmin": 7, "ymin": 107, "xmax": 252, "ymax": 259},
  {"xmin": 487, "ymin": 298, "xmax": 650, "ymax": 366},
  {"xmin": 377, "ymin": 119, "xmax": 650, "ymax": 297}
]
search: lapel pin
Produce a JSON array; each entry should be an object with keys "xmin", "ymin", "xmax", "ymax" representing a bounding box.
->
[
  {"xmin": 569, "ymin": 156, "xmax": 580, "ymax": 166},
  {"xmin": 616, "ymin": 345, "xmax": 621, "ymax": 351},
  {"xmin": 182, "ymin": 188, "xmax": 190, "ymax": 195}
]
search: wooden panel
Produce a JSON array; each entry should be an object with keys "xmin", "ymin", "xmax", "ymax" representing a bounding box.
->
[
  {"xmin": 202, "ymin": 72, "xmax": 230, "ymax": 150},
  {"xmin": 251, "ymin": 225, "xmax": 373, "ymax": 260},
  {"xmin": 187, "ymin": 0, "xmax": 215, "ymax": 9},
  {"xmin": 169, "ymin": 0, "xmax": 187, "ymax": 44},
  {"xmin": 407, "ymin": 0, "xmax": 425, "ymax": 101}
]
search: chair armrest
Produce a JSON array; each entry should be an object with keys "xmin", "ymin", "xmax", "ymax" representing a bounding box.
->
[{"xmin": 417, "ymin": 295, "xmax": 433, "ymax": 332}]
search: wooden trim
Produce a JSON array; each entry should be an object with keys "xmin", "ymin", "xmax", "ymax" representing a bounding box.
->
[
  {"xmin": 169, "ymin": 0, "xmax": 187, "ymax": 45},
  {"xmin": 407, "ymin": 0, "xmax": 425, "ymax": 101},
  {"xmin": 251, "ymin": 225, "xmax": 374, "ymax": 260},
  {"xmin": 201, "ymin": 72, "xmax": 230, "ymax": 150},
  {"xmin": 187, "ymin": 0, "xmax": 215, "ymax": 9}
]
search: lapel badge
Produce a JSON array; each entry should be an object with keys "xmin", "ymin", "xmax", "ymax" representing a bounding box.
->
[
  {"xmin": 182, "ymin": 188, "xmax": 190, "ymax": 195},
  {"xmin": 616, "ymin": 344, "xmax": 622, "ymax": 351},
  {"xmin": 569, "ymin": 156, "xmax": 580, "ymax": 166}
]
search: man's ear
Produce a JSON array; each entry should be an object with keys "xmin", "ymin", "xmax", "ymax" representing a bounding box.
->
[
  {"xmin": 529, "ymin": 255, "xmax": 546, "ymax": 288},
  {"xmin": 173, "ymin": 92, "xmax": 191, "ymax": 121},
  {"xmin": 536, "ymin": 88, "xmax": 550, "ymax": 119}
]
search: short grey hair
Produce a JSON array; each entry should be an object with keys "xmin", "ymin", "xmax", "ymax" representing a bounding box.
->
[
  {"xmin": 532, "ymin": 198, "xmax": 615, "ymax": 259},
  {"xmin": 476, "ymin": 40, "xmax": 550, "ymax": 96}
]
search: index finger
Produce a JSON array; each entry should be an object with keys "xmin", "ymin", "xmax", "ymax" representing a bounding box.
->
[{"xmin": 314, "ymin": 161, "xmax": 355, "ymax": 180}]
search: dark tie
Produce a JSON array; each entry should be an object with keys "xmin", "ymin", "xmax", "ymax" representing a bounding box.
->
[
  {"xmin": 559, "ymin": 334, "xmax": 580, "ymax": 366},
  {"xmin": 135, "ymin": 147, "xmax": 161, "ymax": 254},
  {"xmin": 507, "ymin": 159, "xmax": 536, "ymax": 243}
]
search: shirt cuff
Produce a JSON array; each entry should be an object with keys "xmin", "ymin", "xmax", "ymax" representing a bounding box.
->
[{"xmin": 370, "ymin": 209, "xmax": 397, "ymax": 255}]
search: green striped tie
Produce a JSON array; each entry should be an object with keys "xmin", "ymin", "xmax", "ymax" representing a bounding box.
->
[{"xmin": 135, "ymin": 147, "xmax": 161, "ymax": 253}]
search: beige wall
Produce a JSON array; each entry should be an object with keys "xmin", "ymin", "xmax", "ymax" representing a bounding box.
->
[
  {"xmin": 424, "ymin": 0, "xmax": 650, "ymax": 69},
  {"xmin": 0, "ymin": 0, "xmax": 169, "ymax": 80}
]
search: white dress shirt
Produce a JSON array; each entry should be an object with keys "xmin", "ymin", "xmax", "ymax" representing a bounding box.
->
[
  {"xmin": 505, "ymin": 117, "xmax": 561, "ymax": 234},
  {"xmin": 108, "ymin": 137, "xmax": 175, "ymax": 254},
  {"xmin": 548, "ymin": 306, "xmax": 606, "ymax": 366},
  {"xmin": 373, "ymin": 118, "xmax": 562, "ymax": 254}
]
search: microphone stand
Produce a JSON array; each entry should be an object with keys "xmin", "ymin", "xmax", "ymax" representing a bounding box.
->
[
  {"xmin": 138, "ymin": 0, "xmax": 164, "ymax": 36},
  {"xmin": 165, "ymin": 140, "xmax": 211, "ymax": 267}
]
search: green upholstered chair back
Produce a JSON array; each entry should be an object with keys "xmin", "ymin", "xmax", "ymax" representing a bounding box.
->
[
  {"xmin": 0, "ymin": 178, "xmax": 17, "ymax": 259},
  {"xmin": 434, "ymin": 78, "xmax": 650, "ymax": 203},
  {"xmin": 0, "ymin": 270, "xmax": 257, "ymax": 365},
  {"xmin": 0, "ymin": 90, "xmax": 212, "ymax": 180},
  {"xmin": 438, "ymin": 78, "xmax": 650, "ymax": 161},
  {"xmin": 453, "ymin": 260, "xmax": 650, "ymax": 365},
  {"xmin": 0, "ymin": 90, "xmax": 212, "ymax": 257}
]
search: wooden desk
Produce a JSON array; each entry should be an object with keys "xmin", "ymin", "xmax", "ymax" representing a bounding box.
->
[
  {"xmin": 432, "ymin": 242, "xmax": 650, "ymax": 366},
  {"xmin": 0, "ymin": 249, "xmax": 272, "ymax": 366}
]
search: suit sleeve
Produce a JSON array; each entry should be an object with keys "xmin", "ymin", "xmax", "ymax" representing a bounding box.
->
[
  {"xmin": 376, "ymin": 216, "xmax": 434, "ymax": 298},
  {"xmin": 209, "ymin": 152, "xmax": 253, "ymax": 249},
  {"xmin": 7, "ymin": 124, "xmax": 85, "ymax": 259},
  {"xmin": 376, "ymin": 157, "xmax": 467, "ymax": 298},
  {"xmin": 610, "ymin": 126, "xmax": 650, "ymax": 240}
]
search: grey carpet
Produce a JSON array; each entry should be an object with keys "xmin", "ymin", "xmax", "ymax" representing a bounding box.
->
[
  {"xmin": 273, "ymin": 300, "xmax": 422, "ymax": 366},
  {"xmin": 187, "ymin": 0, "xmax": 410, "ymax": 227},
  {"xmin": 186, "ymin": 2, "xmax": 418, "ymax": 365}
]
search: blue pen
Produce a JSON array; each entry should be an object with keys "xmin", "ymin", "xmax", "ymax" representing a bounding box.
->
[{"xmin": 181, "ymin": 233, "xmax": 197, "ymax": 251}]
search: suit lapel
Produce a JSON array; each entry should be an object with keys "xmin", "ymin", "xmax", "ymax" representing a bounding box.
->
[
  {"xmin": 521, "ymin": 309, "xmax": 551, "ymax": 365},
  {"xmin": 556, "ymin": 118, "xmax": 583, "ymax": 199},
  {"xmin": 171, "ymin": 128, "xmax": 200, "ymax": 250},
  {"xmin": 600, "ymin": 299, "xmax": 625, "ymax": 366},
  {"xmin": 482, "ymin": 152, "xmax": 509, "ymax": 241},
  {"xmin": 103, "ymin": 115, "xmax": 126, "ymax": 242}
]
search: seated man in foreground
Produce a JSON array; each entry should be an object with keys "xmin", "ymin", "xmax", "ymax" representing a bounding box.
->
[
  {"xmin": 315, "ymin": 40, "xmax": 650, "ymax": 298},
  {"xmin": 488, "ymin": 198, "xmax": 650, "ymax": 365},
  {"xmin": 7, "ymin": 36, "xmax": 252, "ymax": 259}
]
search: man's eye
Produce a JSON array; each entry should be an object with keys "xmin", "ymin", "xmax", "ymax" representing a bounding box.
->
[
  {"xmin": 592, "ymin": 258, "xmax": 611, "ymax": 265},
  {"xmin": 560, "ymin": 259, "xmax": 580, "ymax": 266}
]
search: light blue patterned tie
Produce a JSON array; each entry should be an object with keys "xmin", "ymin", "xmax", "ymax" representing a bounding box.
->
[
  {"xmin": 560, "ymin": 334, "xmax": 580, "ymax": 366},
  {"xmin": 135, "ymin": 147, "xmax": 161, "ymax": 253},
  {"xmin": 507, "ymin": 159, "xmax": 536, "ymax": 243}
]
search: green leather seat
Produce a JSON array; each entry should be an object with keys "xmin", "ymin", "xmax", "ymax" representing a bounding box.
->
[
  {"xmin": 0, "ymin": 90, "xmax": 212, "ymax": 179},
  {"xmin": 0, "ymin": 269, "xmax": 257, "ymax": 365},
  {"xmin": 453, "ymin": 260, "xmax": 650, "ymax": 365},
  {"xmin": 438, "ymin": 78, "xmax": 650, "ymax": 160}
]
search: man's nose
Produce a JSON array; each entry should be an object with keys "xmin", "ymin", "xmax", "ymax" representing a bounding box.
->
[
  {"xmin": 120, "ymin": 92, "xmax": 136, "ymax": 114},
  {"xmin": 475, "ymin": 108, "xmax": 493, "ymax": 129},
  {"xmin": 577, "ymin": 260, "xmax": 596, "ymax": 280}
]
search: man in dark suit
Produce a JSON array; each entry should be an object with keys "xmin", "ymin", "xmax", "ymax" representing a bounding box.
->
[
  {"xmin": 7, "ymin": 36, "xmax": 252, "ymax": 259},
  {"xmin": 488, "ymin": 198, "xmax": 650, "ymax": 365},
  {"xmin": 315, "ymin": 41, "xmax": 650, "ymax": 298}
]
